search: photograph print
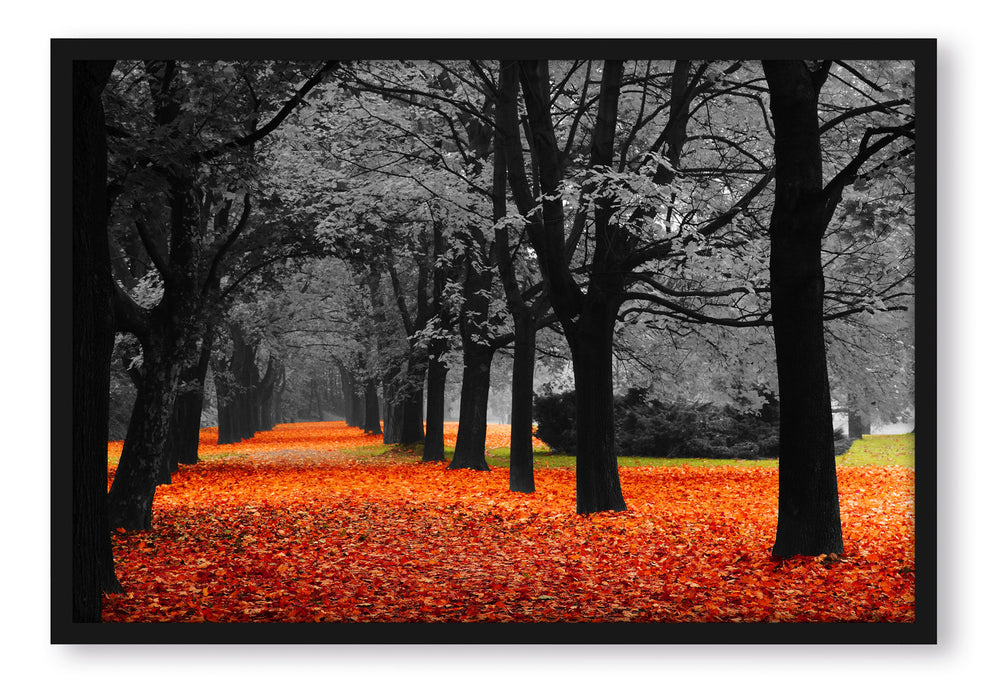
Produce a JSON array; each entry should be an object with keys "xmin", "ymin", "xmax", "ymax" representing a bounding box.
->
[{"xmin": 55, "ymin": 39, "xmax": 934, "ymax": 643}]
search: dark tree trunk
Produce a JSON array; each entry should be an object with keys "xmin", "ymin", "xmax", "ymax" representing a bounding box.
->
[
  {"xmin": 271, "ymin": 366, "xmax": 286, "ymax": 425},
  {"xmin": 422, "ymin": 350, "xmax": 449, "ymax": 461},
  {"xmin": 763, "ymin": 60, "xmax": 844, "ymax": 557},
  {"xmin": 312, "ymin": 375, "xmax": 325, "ymax": 420},
  {"xmin": 570, "ymin": 302, "xmax": 626, "ymax": 513},
  {"xmin": 423, "ymin": 218, "xmax": 452, "ymax": 463},
  {"xmin": 217, "ymin": 327, "xmax": 261, "ymax": 443},
  {"xmin": 492, "ymin": 86, "xmax": 543, "ymax": 492},
  {"xmin": 235, "ymin": 334, "xmax": 260, "ymax": 439},
  {"xmin": 170, "ymin": 387, "xmax": 200, "ymax": 468},
  {"xmin": 338, "ymin": 362, "xmax": 363, "ymax": 427},
  {"xmin": 381, "ymin": 352, "xmax": 426, "ymax": 445},
  {"xmin": 397, "ymin": 355, "xmax": 426, "ymax": 444},
  {"xmin": 447, "ymin": 342, "xmax": 494, "ymax": 471},
  {"xmin": 72, "ymin": 59, "xmax": 123, "ymax": 621},
  {"xmin": 256, "ymin": 358, "xmax": 280, "ymax": 432},
  {"xmin": 508, "ymin": 311, "xmax": 537, "ymax": 492},
  {"xmin": 169, "ymin": 323, "xmax": 214, "ymax": 469},
  {"xmin": 847, "ymin": 393, "xmax": 866, "ymax": 440},
  {"xmin": 505, "ymin": 59, "xmax": 629, "ymax": 512},
  {"xmin": 381, "ymin": 363, "xmax": 403, "ymax": 444},
  {"xmin": 107, "ymin": 329, "xmax": 183, "ymax": 531},
  {"xmin": 362, "ymin": 377, "xmax": 382, "ymax": 435},
  {"xmin": 215, "ymin": 360, "xmax": 235, "ymax": 443},
  {"xmin": 447, "ymin": 247, "xmax": 495, "ymax": 471}
]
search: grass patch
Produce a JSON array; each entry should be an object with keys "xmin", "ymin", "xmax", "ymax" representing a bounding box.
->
[
  {"xmin": 838, "ymin": 433, "xmax": 914, "ymax": 469},
  {"xmin": 339, "ymin": 443, "xmax": 398, "ymax": 459},
  {"xmin": 200, "ymin": 450, "xmax": 250, "ymax": 462},
  {"xmin": 484, "ymin": 434, "xmax": 913, "ymax": 471}
]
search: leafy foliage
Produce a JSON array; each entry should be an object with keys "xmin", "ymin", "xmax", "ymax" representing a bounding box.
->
[{"xmin": 103, "ymin": 422, "xmax": 914, "ymax": 623}]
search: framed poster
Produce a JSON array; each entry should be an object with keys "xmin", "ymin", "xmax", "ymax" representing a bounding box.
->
[{"xmin": 52, "ymin": 37, "xmax": 935, "ymax": 644}]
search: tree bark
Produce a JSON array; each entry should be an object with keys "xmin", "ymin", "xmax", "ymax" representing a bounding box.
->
[
  {"xmin": 570, "ymin": 300, "xmax": 627, "ymax": 513},
  {"xmin": 107, "ymin": 327, "xmax": 183, "ymax": 530},
  {"xmin": 507, "ymin": 310, "xmax": 537, "ymax": 492},
  {"xmin": 170, "ymin": 323, "xmax": 214, "ymax": 468},
  {"xmin": 398, "ymin": 354, "xmax": 427, "ymax": 443},
  {"xmin": 214, "ymin": 356, "xmax": 234, "ymax": 442},
  {"xmin": 763, "ymin": 60, "xmax": 844, "ymax": 557},
  {"xmin": 492, "ymin": 84, "xmax": 544, "ymax": 492},
  {"xmin": 338, "ymin": 361, "xmax": 361, "ymax": 427},
  {"xmin": 447, "ymin": 243, "xmax": 495, "ymax": 471},
  {"xmin": 847, "ymin": 393, "xmax": 866, "ymax": 440},
  {"xmin": 72, "ymin": 59, "xmax": 123, "ymax": 621},
  {"xmin": 446, "ymin": 341, "xmax": 494, "ymax": 471},
  {"xmin": 422, "ymin": 350, "xmax": 449, "ymax": 461},
  {"xmin": 502, "ymin": 59, "xmax": 629, "ymax": 511},
  {"xmin": 381, "ymin": 363, "xmax": 402, "ymax": 443},
  {"xmin": 362, "ymin": 377, "xmax": 382, "ymax": 435},
  {"xmin": 217, "ymin": 326, "xmax": 264, "ymax": 443},
  {"xmin": 423, "ymin": 220, "xmax": 452, "ymax": 462}
]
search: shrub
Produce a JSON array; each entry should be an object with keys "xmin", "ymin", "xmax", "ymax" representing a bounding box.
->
[
  {"xmin": 533, "ymin": 387, "xmax": 781, "ymax": 458},
  {"xmin": 532, "ymin": 391, "xmax": 579, "ymax": 454}
]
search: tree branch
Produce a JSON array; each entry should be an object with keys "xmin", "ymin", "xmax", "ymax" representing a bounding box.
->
[
  {"xmin": 203, "ymin": 192, "xmax": 252, "ymax": 296},
  {"xmin": 194, "ymin": 61, "xmax": 341, "ymax": 163}
]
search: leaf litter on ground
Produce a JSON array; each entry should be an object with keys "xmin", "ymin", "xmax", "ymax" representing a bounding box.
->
[{"xmin": 103, "ymin": 423, "xmax": 915, "ymax": 623}]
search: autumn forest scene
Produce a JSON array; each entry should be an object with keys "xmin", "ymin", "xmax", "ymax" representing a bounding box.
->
[{"xmin": 65, "ymin": 42, "xmax": 924, "ymax": 637}]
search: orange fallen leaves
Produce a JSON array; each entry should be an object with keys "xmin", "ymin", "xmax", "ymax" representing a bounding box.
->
[{"xmin": 103, "ymin": 422, "xmax": 915, "ymax": 624}]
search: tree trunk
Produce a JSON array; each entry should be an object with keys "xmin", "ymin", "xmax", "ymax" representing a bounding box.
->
[
  {"xmin": 447, "ymin": 248, "xmax": 495, "ymax": 471},
  {"xmin": 503, "ymin": 60, "xmax": 630, "ymax": 512},
  {"xmin": 508, "ymin": 310, "xmax": 537, "ymax": 492},
  {"xmin": 254, "ymin": 356, "xmax": 279, "ymax": 433},
  {"xmin": 236, "ymin": 335, "xmax": 260, "ymax": 439},
  {"xmin": 381, "ymin": 363, "xmax": 403, "ymax": 444},
  {"xmin": 72, "ymin": 59, "xmax": 122, "ymax": 621},
  {"xmin": 447, "ymin": 341, "xmax": 494, "ymax": 471},
  {"xmin": 362, "ymin": 377, "xmax": 382, "ymax": 435},
  {"xmin": 337, "ymin": 361, "xmax": 363, "ymax": 427},
  {"xmin": 170, "ymin": 323, "xmax": 214, "ymax": 468},
  {"xmin": 422, "ymin": 350, "xmax": 449, "ymax": 461},
  {"xmin": 492, "ymin": 87, "xmax": 538, "ymax": 491},
  {"xmin": 217, "ymin": 327, "xmax": 260, "ymax": 443},
  {"xmin": 272, "ymin": 366, "xmax": 286, "ymax": 425},
  {"xmin": 763, "ymin": 60, "xmax": 844, "ymax": 557},
  {"xmin": 215, "ymin": 359, "xmax": 235, "ymax": 443},
  {"xmin": 398, "ymin": 355, "xmax": 426, "ymax": 444},
  {"xmin": 312, "ymin": 375, "xmax": 325, "ymax": 420},
  {"xmin": 107, "ymin": 329, "xmax": 182, "ymax": 531},
  {"xmin": 569, "ymin": 303, "xmax": 626, "ymax": 513},
  {"xmin": 847, "ymin": 393, "xmax": 866, "ymax": 440}
]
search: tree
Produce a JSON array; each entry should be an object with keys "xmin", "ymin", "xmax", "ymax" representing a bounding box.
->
[
  {"xmin": 497, "ymin": 60, "xmax": 642, "ymax": 512},
  {"xmin": 168, "ymin": 320, "xmax": 215, "ymax": 465},
  {"xmin": 492, "ymin": 83, "xmax": 552, "ymax": 491},
  {"xmin": 333, "ymin": 60, "xmax": 504, "ymax": 467},
  {"xmin": 72, "ymin": 59, "xmax": 124, "ymax": 622},
  {"xmin": 761, "ymin": 59, "xmax": 915, "ymax": 557},
  {"xmin": 762, "ymin": 60, "xmax": 845, "ymax": 556},
  {"xmin": 105, "ymin": 60, "xmax": 338, "ymax": 530}
]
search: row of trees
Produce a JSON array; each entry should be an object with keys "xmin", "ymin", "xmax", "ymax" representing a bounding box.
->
[{"xmin": 72, "ymin": 55, "xmax": 916, "ymax": 621}]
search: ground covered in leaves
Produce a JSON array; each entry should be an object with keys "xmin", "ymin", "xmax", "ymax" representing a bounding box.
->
[{"xmin": 103, "ymin": 422, "xmax": 915, "ymax": 623}]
